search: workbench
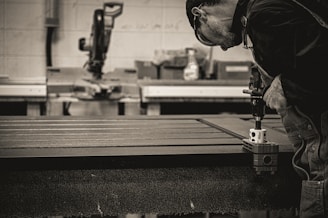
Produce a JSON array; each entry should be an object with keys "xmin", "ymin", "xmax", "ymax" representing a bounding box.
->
[
  {"xmin": 138, "ymin": 80, "xmax": 250, "ymax": 115},
  {"xmin": 46, "ymin": 68, "xmax": 253, "ymax": 116},
  {"xmin": 0, "ymin": 77, "xmax": 47, "ymax": 115},
  {"xmin": 0, "ymin": 115, "xmax": 301, "ymax": 217}
]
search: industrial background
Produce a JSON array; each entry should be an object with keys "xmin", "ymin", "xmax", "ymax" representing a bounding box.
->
[{"xmin": 0, "ymin": 0, "xmax": 252, "ymax": 78}]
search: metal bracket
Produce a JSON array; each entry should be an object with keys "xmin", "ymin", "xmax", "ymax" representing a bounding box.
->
[{"xmin": 242, "ymin": 138, "xmax": 279, "ymax": 175}]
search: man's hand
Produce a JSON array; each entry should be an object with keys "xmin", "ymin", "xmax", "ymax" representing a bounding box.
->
[{"xmin": 263, "ymin": 75, "xmax": 288, "ymax": 111}]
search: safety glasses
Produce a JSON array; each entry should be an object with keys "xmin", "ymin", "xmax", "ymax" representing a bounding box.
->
[{"xmin": 193, "ymin": 4, "xmax": 217, "ymax": 46}]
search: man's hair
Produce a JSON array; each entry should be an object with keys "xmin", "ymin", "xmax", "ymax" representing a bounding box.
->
[{"xmin": 185, "ymin": 0, "xmax": 222, "ymax": 28}]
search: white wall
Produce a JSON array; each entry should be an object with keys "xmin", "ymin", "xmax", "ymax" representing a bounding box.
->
[{"xmin": 0, "ymin": 0, "xmax": 253, "ymax": 79}]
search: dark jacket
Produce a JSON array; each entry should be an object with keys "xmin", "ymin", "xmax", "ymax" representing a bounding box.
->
[{"xmin": 234, "ymin": 0, "xmax": 328, "ymax": 112}]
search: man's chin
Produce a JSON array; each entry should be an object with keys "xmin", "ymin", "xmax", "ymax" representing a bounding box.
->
[
  {"xmin": 221, "ymin": 34, "xmax": 241, "ymax": 51},
  {"xmin": 221, "ymin": 41, "xmax": 239, "ymax": 51},
  {"xmin": 221, "ymin": 46, "xmax": 228, "ymax": 51}
]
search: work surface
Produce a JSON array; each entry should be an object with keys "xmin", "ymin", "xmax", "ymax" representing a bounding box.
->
[
  {"xmin": 0, "ymin": 115, "xmax": 300, "ymax": 217},
  {"xmin": 0, "ymin": 114, "xmax": 292, "ymax": 158}
]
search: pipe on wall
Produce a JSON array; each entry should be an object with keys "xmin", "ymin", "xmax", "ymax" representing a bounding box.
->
[{"xmin": 45, "ymin": 0, "xmax": 59, "ymax": 67}]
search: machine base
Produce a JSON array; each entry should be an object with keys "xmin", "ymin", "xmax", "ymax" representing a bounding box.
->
[{"xmin": 242, "ymin": 138, "xmax": 279, "ymax": 175}]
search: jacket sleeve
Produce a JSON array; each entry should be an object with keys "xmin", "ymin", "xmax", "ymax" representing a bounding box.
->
[
  {"xmin": 247, "ymin": 0, "xmax": 328, "ymax": 105},
  {"xmin": 246, "ymin": 0, "xmax": 298, "ymax": 78},
  {"xmin": 292, "ymin": 0, "xmax": 328, "ymax": 28}
]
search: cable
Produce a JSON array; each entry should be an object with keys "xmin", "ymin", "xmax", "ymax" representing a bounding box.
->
[{"xmin": 46, "ymin": 27, "xmax": 54, "ymax": 67}]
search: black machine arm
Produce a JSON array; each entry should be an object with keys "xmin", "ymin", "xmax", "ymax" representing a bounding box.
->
[
  {"xmin": 79, "ymin": 2, "xmax": 123, "ymax": 80},
  {"xmin": 243, "ymin": 66, "xmax": 266, "ymax": 130},
  {"xmin": 242, "ymin": 65, "xmax": 279, "ymax": 175}
]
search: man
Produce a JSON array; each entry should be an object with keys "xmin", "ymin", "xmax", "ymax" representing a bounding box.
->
[{"xmin": 185, "ymin": 0, "xmax": 328, "ymax": 217}]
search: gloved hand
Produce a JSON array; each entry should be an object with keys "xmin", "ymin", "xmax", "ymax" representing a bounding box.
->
[{"xmin": 263, "ymin": 75, "xmax": 288, "ymax": 112}]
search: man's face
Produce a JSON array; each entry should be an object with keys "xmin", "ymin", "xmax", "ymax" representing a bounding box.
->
[{"xmin": 192, "ymin": 4, "xmax": 237, "ymax": 50}]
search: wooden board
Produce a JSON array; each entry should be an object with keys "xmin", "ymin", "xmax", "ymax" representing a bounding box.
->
[
  {"xmin": 138, "ymin": 79, "xmax": 250, "ymax": 104},
  {"xmin": 0, "ymin": 115, "xmax": 292, "ymax": 158},
  {"xmin": 0, "ymin": 85, "xmax": 46, "ymax": 97},
  {"xmin": 141, "ymin": 86, "xmax": 248, "ymax": 98}
]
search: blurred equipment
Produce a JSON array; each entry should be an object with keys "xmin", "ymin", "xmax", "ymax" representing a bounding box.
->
[
  {"xmin": 243, "ymin": 66, "xmax": 265, "ymax": 130},
  {"xmin": 79, "ymin": 1, "xmax": 123, "ymax": 80},
  {"xmin": 214, "ymin": 61, "xmax": 252, "ymax": 80},
  {"xmin": 78, "ymin": 1, "xmax": 123, "ymax": 98},
  {"xmin": 45, "ymin": 0, "xmax": 59, "ymax": 27},
  {"xmin": 205, "ymin": 46, "xmax": 214, "ymax": 79},
  {"xmin": 0, "ymin": 75, "xmax": 47, "ymax": 115},
  {"xmin": 46, "ymin": 2, "xmax": 123, "ymax": 115},
  {"xmin": 183, "ymin": 48, "xmax": 199, "ymax": 81},
  {"xmin": 242, "ymin": 66, "xmax": 278, "ymax": 175}
]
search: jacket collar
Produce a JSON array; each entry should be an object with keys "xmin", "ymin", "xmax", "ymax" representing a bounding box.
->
[{"xmin": 230, "ymin": 0, "xmax": 250, "ymax": 45}]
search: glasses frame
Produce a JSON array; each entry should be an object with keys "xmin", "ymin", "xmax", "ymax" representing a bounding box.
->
[{"xmin": 192, "ymin": 4, "xmax": 217, "ymax": 46}]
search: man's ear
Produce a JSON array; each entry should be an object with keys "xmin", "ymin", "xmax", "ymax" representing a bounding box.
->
[{"xmin": 191, "ymin": 7, "xmax": 207, "ymax": 21}]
